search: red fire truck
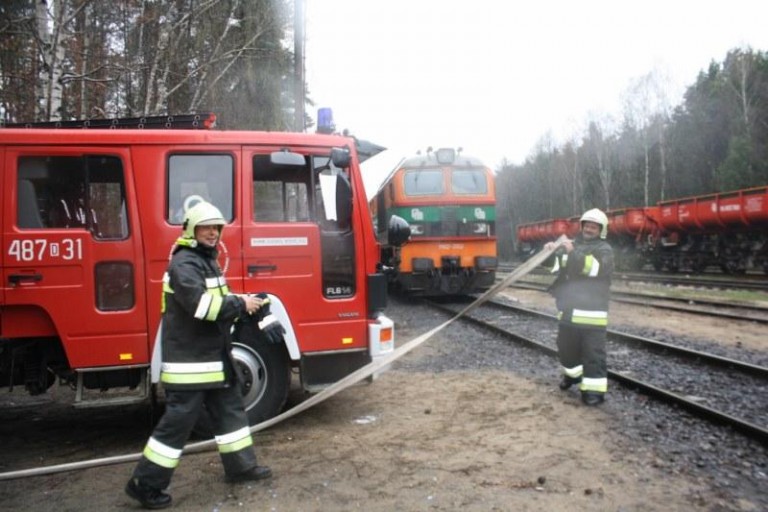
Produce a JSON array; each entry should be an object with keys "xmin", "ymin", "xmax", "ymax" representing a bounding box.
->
[{"xmin": 1, "ymin": 113, "xmax": 409, "ymax": 426}]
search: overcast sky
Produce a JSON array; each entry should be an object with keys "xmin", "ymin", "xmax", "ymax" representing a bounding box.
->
[{"xmin": 305, "ymin": 0, "xmax": 768, "ymax": 175}]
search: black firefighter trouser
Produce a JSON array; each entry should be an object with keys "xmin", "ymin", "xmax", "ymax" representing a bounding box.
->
[
  {"xmin": 556, "ymin": 323, "xmax": 608, "ymax": 394},
  {"xmin": 132, "ymin": 385, "xmax": 258, "ymax": 490}
]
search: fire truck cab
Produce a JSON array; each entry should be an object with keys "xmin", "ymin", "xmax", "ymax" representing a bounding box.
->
[{"xmin": 1, "ymin": 114, "xmax": 407, "ymax": 426}]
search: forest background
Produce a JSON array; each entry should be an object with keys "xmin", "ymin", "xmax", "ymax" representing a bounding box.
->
[{"xmin": 2, "ymin": 0, "xmax": 767, "ymax": 261}]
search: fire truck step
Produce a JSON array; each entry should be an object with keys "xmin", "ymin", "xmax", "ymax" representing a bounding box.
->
[{"xmin": 73, "ymin": 367, "xmax": 149, "ymax": 409}]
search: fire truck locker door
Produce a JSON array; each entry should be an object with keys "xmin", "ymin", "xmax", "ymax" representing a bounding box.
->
[{"xmin": 2, "ymin": 149, "xmax": 148, "ymax": 370}]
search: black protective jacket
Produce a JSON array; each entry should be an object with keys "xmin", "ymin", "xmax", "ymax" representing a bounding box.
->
[
  {"xmin": 159, "ymin": 239, "xmax": 246, "ymax": 390},
  {"xmin": 549, "ymin": 235, "xmax": 614, "ymax": 329}
]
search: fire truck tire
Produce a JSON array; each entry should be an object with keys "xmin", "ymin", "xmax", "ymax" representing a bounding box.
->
[{"xmin": 193, "ymin": 340, "xmax": 291, "ymax": 437}]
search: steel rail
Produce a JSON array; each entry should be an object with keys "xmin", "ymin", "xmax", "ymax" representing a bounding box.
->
[
  {"xmin": 507, "ymin": 282, "xmax": 768, "ymax": 325},
  {"xmin": 484, "ymin": 299, "xmax": 768, "ymax": 379},
  {"xmin": 498, "ymin": 264, "xmax": 768, "ymax": 292},
  {"xmin": 426, "ymin": 300, "xmax": 768, "ymax": 445}
]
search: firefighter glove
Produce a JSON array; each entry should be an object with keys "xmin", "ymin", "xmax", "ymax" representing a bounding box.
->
[{"xmin": 255, "ymin": 293, "xmax": 285, "ymax": 344}]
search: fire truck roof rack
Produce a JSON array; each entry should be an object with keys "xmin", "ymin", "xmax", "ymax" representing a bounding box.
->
[{"xmin": 1, "ymin": 112, "xmax": 216, "ymax": 130}]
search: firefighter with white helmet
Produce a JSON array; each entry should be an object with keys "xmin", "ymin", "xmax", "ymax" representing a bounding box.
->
[
  {"xmin": 126, "ymin": 201, "xmax": 271, "ymax": 509},
  {"xmin": 545, "ymin": 208, "xmax": 614, "ymax": 406}
]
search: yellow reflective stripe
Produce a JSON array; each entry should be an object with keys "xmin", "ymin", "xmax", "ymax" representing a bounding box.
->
[
  {"xmin": 161, "ymin": 273, "xmax": 173, "ymax": 313},
  {"xmin": 571, "ymin": 309, "xmax": 608, "ymax": 326},
  {"xmin": 194, "ymin": 292, "xmax": 225, "ymax": 321},
  {"xmin": 194, "ymin": 275, "xmax": 228, "ymax": 320},
  {"xmin": 161, "ymin": 362, "xmax": 226, "ymax": 384},
  {"xmin": 194, "ymin": 293, "xmax": 213, "ymax": 319},
  {"xmin": 582, "ymin": 254, "xmax": 602, "ymax": 276},
  {"xmin": 148, "ymin": 436, "xmax": 182, "ymax": 458},
  {"xmin": 161, "ymin": 370, "xmax": 225, "ymax": 384},
  {"xmin": 216, "ymin": 426, "xmax": 254, "ymax": 454},
  {"xmin": 144, "ymin": 446, "xmax": 179, "ymax": 468},
  {"xmin": 562, "ymin": 365, "xmax": 583, "ymax": 378},
  {"xmin": 572, "ymin": 317, "xmax": 608, "ymax": 326},
  {"xmin": 163, "ymin": 361, "xmax": 223, "ymax": 373},
  {"xmin": 143, "ymin": 437, "xmax": 182, "ymax": 469},
  {"xmin": 216, "ymin": 426, "xmax": 251, "ymax": 444},
  {"xmin": 205, "ymin": 276, "xmax": 227, "ymax": 288},
  {"xmin": 580, "ymin": 377, "xmax": 608, "ymax": 392},
  {"xmin": 205, "ymin": 294, "xmax": 223, "ymax": 321},
  {"xmin": 161, "ymin": 285, "xmax": 174, "ymax": 313},
  {"xmin": 218, "ymin": 435, "xmax": 253, "ymax": 454}
]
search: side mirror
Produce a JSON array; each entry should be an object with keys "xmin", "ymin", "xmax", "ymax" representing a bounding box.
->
[
  {"xmin": 331, "ymin": 147, "xmax": 351, "ymax": 168},
  {"xmin": 387, "ymin": 215, "xmax": 411, "ymax": 247}
]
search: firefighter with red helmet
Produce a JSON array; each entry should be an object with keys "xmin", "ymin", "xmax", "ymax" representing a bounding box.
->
[
  {"xmin": 126, "ymin": 201, "xmax": 271, "ymax": 509},
  {"xmin": 545, "ymin": 208, "xmax": 614, "ymax": 406}
]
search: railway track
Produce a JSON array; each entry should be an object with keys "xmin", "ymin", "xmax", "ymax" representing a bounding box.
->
[
  {"xmin": 425, "ymin": 297, "xmax": 768, "ymax": 445},
  {"xmin": 509, "ymin": 282, "xmax": 768, "ymax": 324},
  {"xmin": 498, "ymin": 263, "xmax": 768, "ymax": 292}
]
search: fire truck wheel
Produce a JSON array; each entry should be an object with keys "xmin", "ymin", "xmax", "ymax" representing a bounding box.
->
[{"xmin": 193, "ymin": 340, "xmax": 291, "ymax": 438}]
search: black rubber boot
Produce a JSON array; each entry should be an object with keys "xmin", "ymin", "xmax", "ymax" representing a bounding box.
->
[
  {"xmin": 581, "ymin": 391, "xmax": 605, "ymax": 406},
  {"xmin": 125, "ymin": 478, "xmax": 172, "ymax": 510},
  {"xmin": 225, "ymin": 465, "xmax": 273, "ymax": 483},
  {"xmin": 558, "ymin": 375, "xmax": 582, "ymax": 390}
]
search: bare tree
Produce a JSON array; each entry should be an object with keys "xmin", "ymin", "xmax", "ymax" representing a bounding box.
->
[
  {"xmin": 726, "ymin": 48, "xmax": 762, "ymax": 142},
  {"xmin": 35, "ymin": 0, "xmax": 91, "ymax": 120},
  {"xmin": 582, "ymin": 113, "xmax": 616, "ymax": 209},
  {"xmin": 1, "ymin": 0, "xmax": 294, "ymax": 128},
  {"xmin": 560, "ymin": 139, "xmax": 581, "ymax": 214},
  {"xmin": 622, "ymin": 67, "xmax": 672, "ymax": 204}
]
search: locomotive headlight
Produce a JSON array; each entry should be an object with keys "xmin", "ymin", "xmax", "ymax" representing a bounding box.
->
[
  {"xmin": 473, "ymin": 222, "xmax": 489, "ymax": 234},
  {"xmin": 410, "ymin": 223, "xmax": 425, "ymax": 236}
]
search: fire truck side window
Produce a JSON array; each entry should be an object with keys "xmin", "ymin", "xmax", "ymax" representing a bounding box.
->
[
  {"xmin": 251, "ymin": 153, "xmax": 356, "ymax": 299},
  {"xmin": 312, "ymin": 155, "xmax": 356, "ymax": 298},
  {"xmin": 167, "ymin": 154, "xmax": 234, "ymax": 224},
  {"xmin": 252, "ymin": 155, "xmax": 310, "ymax": 222},
  {"xmin": 17, "ymin": 155, "xmax": 128, "ymax": 240}
]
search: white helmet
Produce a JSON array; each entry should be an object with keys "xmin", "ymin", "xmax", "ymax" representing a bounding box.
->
[
  {"xmin": 580, "ymin": 208, "xmax": 608, "ymax": 239},
  {"xmin": 182, "ymin": 201, "xmax": 226, "ymax": 239}
]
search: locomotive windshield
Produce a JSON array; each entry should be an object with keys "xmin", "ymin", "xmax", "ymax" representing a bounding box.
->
[
  {"xmin": 404, "ymin": 169, "xmax": 443, "ymax": 196},
  {"xmin": 451, "ymin": 168, "xmax": 487, "ymax": 194}
]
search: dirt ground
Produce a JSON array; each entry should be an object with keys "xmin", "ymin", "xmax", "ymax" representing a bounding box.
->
[
  {"xmin": 1, "ymin": 288, "xmax": 764, "ymax": 511},
  {"xmin": 1, "ymin": 373, "xmax": 715, "ymax": 512}
]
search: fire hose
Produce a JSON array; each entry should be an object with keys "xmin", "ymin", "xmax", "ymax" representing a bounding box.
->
[{"xmin": 0, "ymin": 241, "xmax": 561, "ymax": 481}]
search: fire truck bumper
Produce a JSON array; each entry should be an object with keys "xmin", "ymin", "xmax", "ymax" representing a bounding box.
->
[{"xmin": 368, "ymin": 314, "xmax": 395, "ymax": 379}]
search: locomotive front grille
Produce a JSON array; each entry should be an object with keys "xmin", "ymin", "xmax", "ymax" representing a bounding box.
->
[{"xmin": 440, "ymin": 207, "xmax": 459, "ymax": 236}]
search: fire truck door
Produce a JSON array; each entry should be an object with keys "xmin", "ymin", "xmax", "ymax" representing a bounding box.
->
[
  {"xmin": 2, "ymin": 150, "xmax": 148, "ymax": 369},
  {"xmin": 241, "ymin": 150, "xmax": 367, "ymax": 353}
]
